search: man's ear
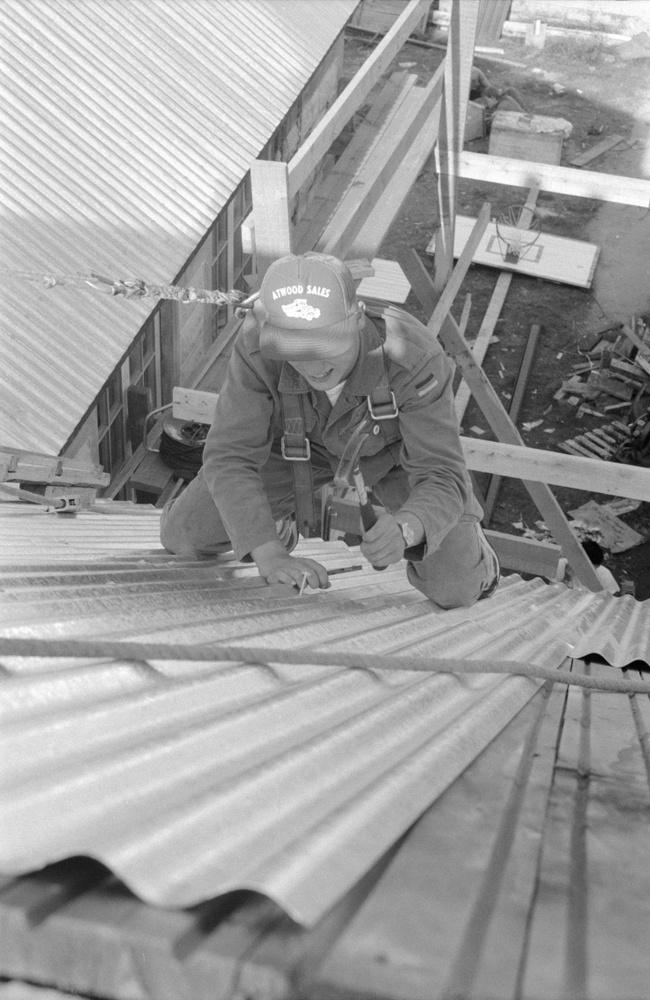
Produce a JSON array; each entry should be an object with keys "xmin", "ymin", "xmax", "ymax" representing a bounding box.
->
[{"xmin": 357, "ymin": 300, "xmax": 366, "ymax": 330}]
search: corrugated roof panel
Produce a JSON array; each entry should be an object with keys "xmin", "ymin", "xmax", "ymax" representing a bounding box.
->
[
  {"xmin": 0, "ymin": 500, "xmax": 648, "ymax": 928},
  {"xmin": 0, "ymin": 0, "xmax": 358, "ymax": 454}
]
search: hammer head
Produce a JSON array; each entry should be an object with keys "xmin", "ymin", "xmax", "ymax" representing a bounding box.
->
[{"xmin": 333, "ymin": 420, "xmax": 370, "ymax": 491}]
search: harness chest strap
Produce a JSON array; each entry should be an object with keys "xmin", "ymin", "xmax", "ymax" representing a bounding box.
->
[{"xmin": 279, "ymin": 347, "xmax": 398, "ymax": 539}]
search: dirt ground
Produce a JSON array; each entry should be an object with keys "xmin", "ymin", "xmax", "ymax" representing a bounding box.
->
[{"xmin": 344, "ymin": 27, "xmax": 650, "ymax": 597}]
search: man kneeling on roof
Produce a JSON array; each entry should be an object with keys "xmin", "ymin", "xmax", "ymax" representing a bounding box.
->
[{"xmin": 161, "ymin": 252, "xmax": 499, "ymax": 608}]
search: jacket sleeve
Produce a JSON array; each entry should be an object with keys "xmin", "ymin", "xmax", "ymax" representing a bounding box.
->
[
  {"xmin": 200, "ymin": 328, "xmax": 282, "ymax": 559},
  {"xmin": 393, "ymin": 347, "xmax": 478, "ymax": 553}
]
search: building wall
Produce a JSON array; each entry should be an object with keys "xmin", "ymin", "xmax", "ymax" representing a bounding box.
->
[
  {"xmin": 65, "ymin": 37, "xmax": 346, "ymax": 496},
  {"xmin": 509, "ymin": 1, "xmax": 650, "ymax": 34}
]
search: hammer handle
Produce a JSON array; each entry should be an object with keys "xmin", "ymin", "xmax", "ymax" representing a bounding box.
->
[{"xmin": 353, "ymin": 468, "xmax": 387, "ymax": 571}]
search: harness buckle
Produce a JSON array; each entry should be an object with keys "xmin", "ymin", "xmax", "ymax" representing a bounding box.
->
[
  {"xmin": 367, "ymin": 391, "xmax": 398, "ymax": 420},
  {"xmin": 281, "ymin": 435, "xmax": 311, "ymax": 461}
]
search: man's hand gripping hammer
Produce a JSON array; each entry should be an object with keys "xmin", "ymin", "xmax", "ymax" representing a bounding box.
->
[{"xmin": 332, "ymin": 420, "xmax": 386, "ymax": 571}]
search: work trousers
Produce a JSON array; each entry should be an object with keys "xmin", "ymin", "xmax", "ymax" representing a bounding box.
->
[{"xmin": 160, "ymin": 445, "xmax": 493, "ymax": 609}]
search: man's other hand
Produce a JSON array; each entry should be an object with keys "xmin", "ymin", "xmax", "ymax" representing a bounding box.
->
[
  {"xmin": 252, "ymin": 540, "xmax": 330, "ymax": 591},
  {"xmin": 360, "ymin": 512, "xmax": 405, "ymax": 568}
]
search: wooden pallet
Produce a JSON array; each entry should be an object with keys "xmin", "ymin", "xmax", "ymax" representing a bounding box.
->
[{"xmin": 559, "ymin": 420, "xmax": 631, "ymax": 460}]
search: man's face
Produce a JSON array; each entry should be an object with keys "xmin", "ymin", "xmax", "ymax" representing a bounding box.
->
[{"xmin": 289, "ymin": 336, "xmax": 360, "ymax": 391}]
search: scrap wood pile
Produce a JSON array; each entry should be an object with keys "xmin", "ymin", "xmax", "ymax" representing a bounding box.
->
[{"xmin": 554, "ymin": 318, "xmax": 650, "ymax": 465}]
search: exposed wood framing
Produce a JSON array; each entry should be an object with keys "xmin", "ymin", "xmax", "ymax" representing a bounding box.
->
[
  {"xmin": 287, "ymin": 0, "xmax": 432, "ymax": 199},
  {"xmin": 293, "ymin": 71, "xmax": 418, "ymax": 252},
  {"xmin": 317, "ymin": 63, "xmax": 444, "ymax": 259},
  {"xmin": 401, "ymin": 251, "xmax": 603, "ymax": 589},
  {"xmin": 458, "ymin": 151, "xmax": 650, "ymax": 207},
  {"xmin": 348, "ymin": 87, "xmax": 442, "ymax": 258},
  {"xmin": 249, "ymin": 160, "xmax": 293, "ymax": 278}
]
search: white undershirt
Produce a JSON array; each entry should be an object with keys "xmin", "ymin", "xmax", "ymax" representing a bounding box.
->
[{"xmin": 324, "ymin": 382, "xmax": 345, "ymax": 406}]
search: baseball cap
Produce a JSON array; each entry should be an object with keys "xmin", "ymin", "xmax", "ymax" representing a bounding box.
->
[{"xmin": 257, "ymin": 252, "xmax": 360, "ymax": 361}]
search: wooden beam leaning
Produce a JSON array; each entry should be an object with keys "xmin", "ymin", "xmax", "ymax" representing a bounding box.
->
[
  {"xmin": 441, "ymin": 312, "xmax": 603, "ymax": 589},
  {"xmin": 400, "ymin": 252, "xmax": 603, "ymax": 590},
  {"xmin": 250, "ymin": 160, "xmax": 293, "ymax": 279},
  {"xmin": 349, "ymin": 89, "xmax": 444, "ymax": 259},
  {"xmin": 458, "ymin": 151, "xmax": 650, "ymax": 208},
  {"xmin": 427, "ymin": 202, "xmax": 491, "ymax": 332},
  {"xmin": 293, "ymin": 72, "xmax": 418, "ymax": 253},
  {"xmin": 433, "ymin": 0, "xmax": 481, "ymax": 293},
  {"xmin": 288, "ymin": 0, "xmax": 432, "ymax": 200},
  {"xmin": 461, "ymin": 438, "xmax": 650, "ymax": 505}
]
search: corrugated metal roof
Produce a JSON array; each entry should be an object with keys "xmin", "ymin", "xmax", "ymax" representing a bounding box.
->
[
  {"xmin": 0, "ymin": 500, "xmax": 648, "ymax": 928},
  {"xmin": 0, "ymin": 0, "xmax": 358, "ymax": 455}
]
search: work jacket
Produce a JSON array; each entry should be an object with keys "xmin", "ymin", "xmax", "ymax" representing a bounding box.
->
[{"xmin": 202, "ymin": 304, "xmax": 477, "ymax": 560}]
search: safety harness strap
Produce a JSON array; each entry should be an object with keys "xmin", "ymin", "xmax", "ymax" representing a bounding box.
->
[{"xmin": 279, "ymin": 389, "xmax": 319, "ymax": 538}]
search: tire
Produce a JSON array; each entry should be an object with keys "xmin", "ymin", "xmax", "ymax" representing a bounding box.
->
[{"xmin": 159, "ymin": 419, "xmax": 209, "ymax": 479}]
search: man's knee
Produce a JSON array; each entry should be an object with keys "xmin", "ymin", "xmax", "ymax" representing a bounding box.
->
[
  {"xmin": 159, "ymin": 476, "xmax": 231, "ymax": 557},
  {"xmin": 407, "ymin": 561, "xmax": 481, "ymax": 609},
  {"xmin": 405, "ymin": 519, "xmax": 499, "ymax": 609}
]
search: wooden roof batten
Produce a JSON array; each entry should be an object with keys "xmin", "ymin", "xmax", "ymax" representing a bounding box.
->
[{"xmin": 246, "ymin": 0, "xmax": 650, "ymax": 591}]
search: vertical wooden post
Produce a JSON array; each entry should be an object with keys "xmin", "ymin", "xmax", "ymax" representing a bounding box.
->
[
  {"xmin": 433, "ymin": 0, "xmax": 481, "ymax": 295},
  {"xmin": 250, "ymin": 160, "xmax": 293, "ymax": 281}
]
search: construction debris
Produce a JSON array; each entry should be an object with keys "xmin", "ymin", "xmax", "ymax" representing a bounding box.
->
[
  {"xmin": 554, "ymin": 319, "xmax": 650, "ymax": 463},
  {"xmin": 567, "ymin": 499, "xmax": 645, "ymax": 553}
]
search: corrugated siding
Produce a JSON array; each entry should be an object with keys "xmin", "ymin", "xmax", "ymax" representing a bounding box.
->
[
  {"xmin": 0, "ymin": 0, "xmax": 358, "ymax": 455},
  {"xmin": 0, "ymin": 501, "xmax": 648, "ymax": 928}
]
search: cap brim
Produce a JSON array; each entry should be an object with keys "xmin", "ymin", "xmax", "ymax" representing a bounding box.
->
[{"xmin": 259, "ymin": 313, "xmax": 358, "ymax": 361}]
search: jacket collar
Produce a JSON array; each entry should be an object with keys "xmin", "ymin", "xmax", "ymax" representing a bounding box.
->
[{"xmin": 277, "ymin": 317, "xmax": 385, "ymax": 397}]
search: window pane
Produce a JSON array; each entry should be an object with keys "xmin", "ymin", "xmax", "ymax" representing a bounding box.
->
[
  {"xmin": 99, "ymin": 435, "xmax": 110, "ymax": 471},
  {"xmin": 107, "ymin": 372, "xmax": 122, "ymax": 411},
  {"xmin": 142, "ymin": 324, "xmax": 155, "ymax": 360},
  {"xmin": 216, "ymin": 248, "xmax": 228, "ymax": 290},
  {"xmin": 216, "ymin": 212, "xmax": 228, "ymax": 249},
  {"xmin": 110, "ymin": 417, "xmax": 124, "ymax": 468},
  {"xmin": 98, "ymin": 392, "xmax": 109, "ymax": 430},
  {"xmin": 129, "ymin": 345, "xmax": 141, "ymax": 380},
  {"xmin": 144, "ymin": 361, "xmax": 157, "ymax": 397}
]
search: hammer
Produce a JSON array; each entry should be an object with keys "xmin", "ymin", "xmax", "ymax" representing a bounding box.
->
[{"xmin": 333, "ymin": 420, "xmax": 386, "ymax": 571}]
